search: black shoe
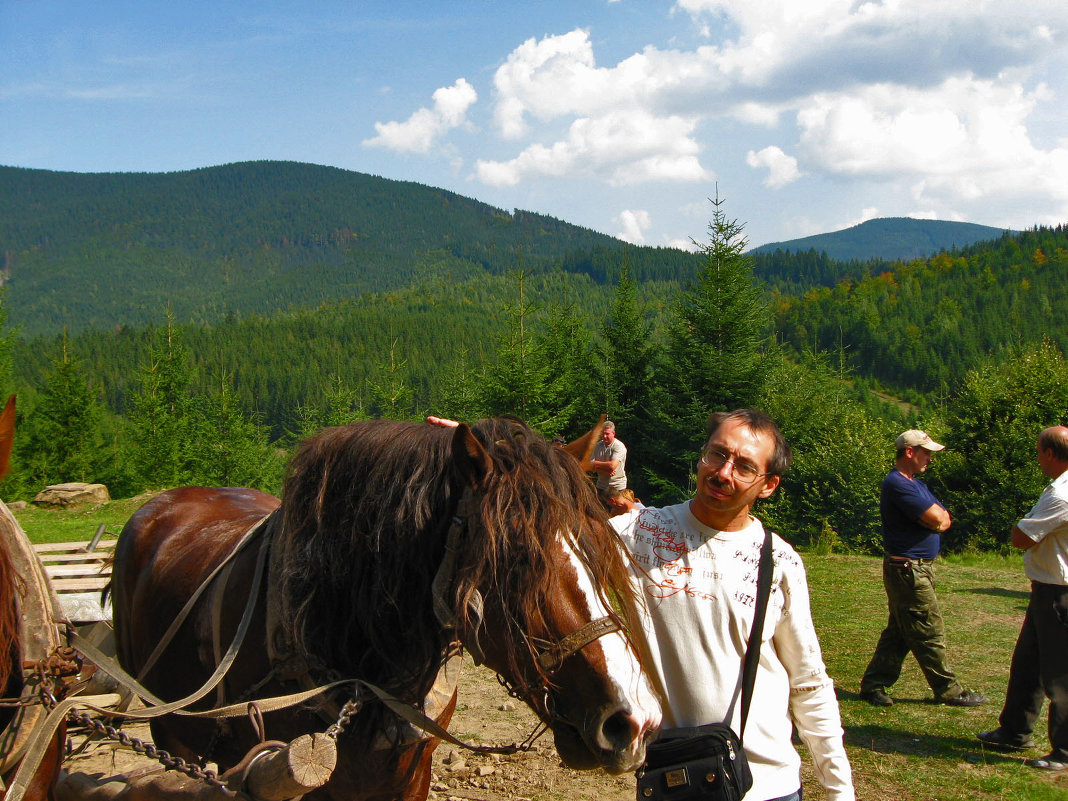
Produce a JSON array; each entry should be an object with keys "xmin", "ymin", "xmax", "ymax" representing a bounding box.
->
[
  {"xmin": 861, "ymin": 688, "xmax": 894, "ymax": 707},
  {"xmin": 1027, "ymin": 754, "xmax": 1068, "ymax": 771},
  {"xmin": 978, "ymin": 728, "xmax": 1035, "ymax": 751},
  {"xmin": 939, "ymin": 689, "xmax": 986, "ymax": 707}
]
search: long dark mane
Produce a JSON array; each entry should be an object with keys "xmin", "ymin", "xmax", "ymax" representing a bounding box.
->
[
  {"xmin": 276, "ymin": 415, "xmax": 638, "ymax": 702},
  {"xmin": 0, "ymin": 540, "xmax": 21, "ymax": 697},
  {"xmin": 0, "ymin": 396, "xmax": 22, "ymax": 699}
]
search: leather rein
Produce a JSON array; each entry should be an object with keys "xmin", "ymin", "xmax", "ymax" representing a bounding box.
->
[
  {"xmin": 430, "ymin": 488, "xmax": 623, "ymax": 717},
  {"xmin": 64, "ymin": 488, "xmax": 623, "ymax": 758}
]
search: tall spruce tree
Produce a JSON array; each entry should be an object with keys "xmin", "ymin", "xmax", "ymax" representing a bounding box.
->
[
  {"xmin": 0, "ymin": 290, "xmax": 13, "ymax": 398},
  {"xmin": 480, "ymin": 271, "xmax": 551, "ymax": 423},
  {"xmin": 366, "ymin": 338, "xmax": 416, "ymax": 420},
  {"xmin": 598, "ymin": 262, "xmax": 656, "ymax": 422},
  {"xmin": 16, "ymin": 341, "xmax": 107, "ymax": 487},
  {"xmin": 597, "ymin": 262, "xmax": 658, "ymax": 499},
  {"xmin": 128, "ymin": 319, "xmax": 202, "ymax": 489},
  {"xmin": 645, "ymin": 192, "xmax": 771, "ymax": 502},
  {"xmin": 480, "ymin": 273, "xmax": 598, "ymax": 437},
  {"xmin": 195, "ymin": 366, "xmax": 282, "ymax": 490}
]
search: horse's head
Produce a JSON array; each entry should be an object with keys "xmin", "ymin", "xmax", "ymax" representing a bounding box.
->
[{"xmin": 442, "ymin": 417, "xmax": 662, "ymax": 774}]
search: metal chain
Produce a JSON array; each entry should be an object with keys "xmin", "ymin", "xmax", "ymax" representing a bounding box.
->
[
  {"xmin": 61, "ymin": 705, "xmax": 234, "ymax": 794},
  {"xmin": 324, "ymin": 697, "xmax": 362, "ymax": 741}
]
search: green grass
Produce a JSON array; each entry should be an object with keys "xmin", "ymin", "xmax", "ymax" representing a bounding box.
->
[
  {"xmin": 6, "ymin": 493, "xmax": 156, "ymax": 544},
  {"xmin": 6, "ymin": 497, "xmax": 1067, "ymax": 798},
  {"xmin": 802, "ymin": 552, "xmax": 1068, "ymax": 800}
]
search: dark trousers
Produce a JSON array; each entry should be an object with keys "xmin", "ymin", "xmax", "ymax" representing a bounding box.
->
[
  {"xmin": 860, "ymin": 558, "xmax": 962, "ymax": 699},
  {"xmin": 998, "ymin": 581, "xmax": 1068, "ymax": 760}
]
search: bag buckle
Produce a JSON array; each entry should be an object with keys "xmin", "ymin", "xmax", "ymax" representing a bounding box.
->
[{"xmin": 665, "ymin": 767, "xmax": 690, "ymax": 788}]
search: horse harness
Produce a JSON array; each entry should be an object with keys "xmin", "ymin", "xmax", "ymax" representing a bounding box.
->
[
  {"xmin": 66, "ymin": 486, "xmax": 625, "ymax": 761},
  {"xmin": 428, "ymin": 488, "xmax": 624, "ymax": 721}
]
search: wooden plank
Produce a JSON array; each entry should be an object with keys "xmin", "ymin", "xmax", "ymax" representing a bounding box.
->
[
  {"xmin": 49, "ymin": 577, "xmax": 111, "ymax": 592},
  {"xmin": 34, "ymin": 553, "xmax": 114, "ymax": 564},
  {"xmin": 32, "ymin": 540, "xmax": 117, "ymax": 553},
  {"xmin": 44, "ymin": 563, "xmax": 110, "ymax": 578}
]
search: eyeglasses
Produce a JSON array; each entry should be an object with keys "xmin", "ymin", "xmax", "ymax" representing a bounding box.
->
[{"xmin": 699, "ymin": 448, "xmax": 768, "ymax": 483}]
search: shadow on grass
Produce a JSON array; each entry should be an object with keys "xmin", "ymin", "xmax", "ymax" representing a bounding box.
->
[
  {"xmin": 968, "ymin": 586, "xmax": 1029, "ymax": 600},
  {"xmin": 843, "ymin": 721, "xmax": 1027, "ymax": 765}
]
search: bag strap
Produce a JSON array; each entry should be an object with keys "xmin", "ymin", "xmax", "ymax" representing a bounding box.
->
[{"xmin": 737, "ymin": 529, "xmax": 773, "ymax": 741}]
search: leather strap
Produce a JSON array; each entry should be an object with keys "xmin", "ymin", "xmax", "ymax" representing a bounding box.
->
[
  {"xmin": 137, "ymin": 511, "xmax": 274, "ymax": 680},
  {"xmin": 536, "ymin": 616, "xmax": 620, "ymax": 673},
  {"xmin": 737, "ymin": 530, "xmax": 773, "ymax": 741}
]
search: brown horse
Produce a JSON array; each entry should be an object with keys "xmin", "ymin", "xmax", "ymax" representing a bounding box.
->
[
  {"xmin": 110, "ymin": 416, "xmax": 661, "ymax": 801},
  {"xmin": 0, "ymin": 395, "xmax": 65, "ymax": 801}
]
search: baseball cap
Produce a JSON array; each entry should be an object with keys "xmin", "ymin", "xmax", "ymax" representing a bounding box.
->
[{"xmin": 896, "ymin": 430, "xmax": 945, "ymax": 451}]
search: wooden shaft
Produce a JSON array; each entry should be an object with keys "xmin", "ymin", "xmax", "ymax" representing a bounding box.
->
[{"xmin": 242, "ymin": 733, "xmax": 337, "ymax": 801}]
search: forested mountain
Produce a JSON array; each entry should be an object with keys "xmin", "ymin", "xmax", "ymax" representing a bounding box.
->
[
  {"xmin": 751, "ymin": 216, "xmax": 1011, "ymax": 262},
  {"xmin": 772, "ymin": 225, "xmax": 1068, "ymax": 394},
  {"xmin": 14, "ymin": 270, "xmax": 687, "ymax": 439},
  {"xmin": 0, "ymin": 161, "xmax": 700, "ymax": 337},
  {"xmin": 5, "ymin": 191, "xmax": 1066, "ymax": 556}
]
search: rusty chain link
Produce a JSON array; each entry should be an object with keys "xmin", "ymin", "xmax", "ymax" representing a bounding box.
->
[{"xmin": 57, "ymin": 702, "xmax": 235, "ymax": 795}]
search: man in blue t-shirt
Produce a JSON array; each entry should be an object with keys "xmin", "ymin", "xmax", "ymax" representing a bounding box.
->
[{"xmin": 859, "ymin": 430, "xmax": 986, "ymax": 708}]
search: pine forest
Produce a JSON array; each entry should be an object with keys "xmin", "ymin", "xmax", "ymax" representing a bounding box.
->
[{"xmin": 2, "ymin": 162, "xmax": 1067, "ymax": 557}]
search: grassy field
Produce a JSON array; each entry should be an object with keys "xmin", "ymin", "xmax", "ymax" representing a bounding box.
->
[
  {"xmin": 8, "ymin": 499, "xmax": 1067, "ymax": 799},
  {"xmin": 804, "ymin": 552, "xmax": 1068, "ymax": 801},
  {"xmin": 6, "ymin": 493, "xmax": 157, "ymax": 544}
]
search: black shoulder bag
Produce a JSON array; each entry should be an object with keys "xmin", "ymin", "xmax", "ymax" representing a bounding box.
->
[{"xmin": 635, "ymin": 531, "xmax": 774, "ymax": 801}]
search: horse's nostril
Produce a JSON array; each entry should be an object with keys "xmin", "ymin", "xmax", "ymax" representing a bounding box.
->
[{"xmin": 599, "ymin": 706, "xmax": 640, "ymax": 752}]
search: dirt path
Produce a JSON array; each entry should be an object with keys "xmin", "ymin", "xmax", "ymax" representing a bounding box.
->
[{"xmin": 60, "ymin": 661, "xmax": 636, "ymax": 801}]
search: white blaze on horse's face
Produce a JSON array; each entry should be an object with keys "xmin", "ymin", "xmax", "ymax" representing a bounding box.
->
[{"xmin": 554, "ymin": 535, "xmax": 662, "ymax": 773}]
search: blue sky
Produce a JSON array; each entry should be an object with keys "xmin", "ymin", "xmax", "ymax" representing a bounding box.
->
[{"xmin": 3, "ymin": 1, "xmax": 1067, "ymax": 250}]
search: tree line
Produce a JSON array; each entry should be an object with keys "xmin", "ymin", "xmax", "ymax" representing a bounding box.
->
[{"xmin": 2, "ymin": 201, "xmax": 1065, "ymax": 555}]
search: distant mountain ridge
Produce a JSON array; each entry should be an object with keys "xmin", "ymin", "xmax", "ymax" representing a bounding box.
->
[
  {"xmin": 0, "ymin": 161, "xmax": 699, "ymax": 337},
  {"xmin": 750, "ymin": 217, "xmax": 1014, "ymax": 262}
]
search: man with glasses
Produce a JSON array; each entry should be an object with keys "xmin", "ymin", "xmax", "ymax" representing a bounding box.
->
[
  {"xmin": 859, "ymin": 430, "xmax": 986, "ymax": 708},
  {"xmin": 611, "ymin": 409, "xmax": 854, "ymax": 801}
]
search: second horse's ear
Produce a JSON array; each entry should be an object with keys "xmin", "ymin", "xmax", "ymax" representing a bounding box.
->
[
  {"xmin": 562, "ymin": 414, "xmax": 606, "ymax": 472},
  {"xmin": 452, "ymin": 423, "xmax": 493, "ymax": 488}
]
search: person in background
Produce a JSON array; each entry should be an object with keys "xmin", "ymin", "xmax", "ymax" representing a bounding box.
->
[
  {"xmin": 860, "ymin": 430, "xmax": 985, "ymax": 707},
  {"xmin": 611, "ymin": 409, "xmax": 854, "ymax": 801},
  {"xmin": 589, "ymin": 420, "xmax": 627, "ymax": 500},
  {"xmin": 978, "ymin": 426, "xmax": 1068, "ymax": 770},
  {"xmin": 605, "ymin": 487, "xmax": 643, "ymax": 517}
]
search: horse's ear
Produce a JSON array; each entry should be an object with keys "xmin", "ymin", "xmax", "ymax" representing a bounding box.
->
[
  {"xmin": 0, "ymin": 395, "xmax": 14, "ymax": 481},
  {"xmin": 452, "ymin": 422, "xmax": 493, "ymax": 488},
  {"xmin": 562, "ymin": 414, "xmax": 606, "ymax": 472}
]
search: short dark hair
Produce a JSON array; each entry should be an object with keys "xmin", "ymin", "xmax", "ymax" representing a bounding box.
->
[
  {"xmin": 704, "ymin": 409, "xmax": 792, "ymax": 477},
  {"xmin": 1039, "ymin": 427, "xmax": 1068, "ymax": 461}
]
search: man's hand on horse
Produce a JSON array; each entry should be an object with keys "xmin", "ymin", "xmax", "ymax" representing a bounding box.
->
[{"xmin": 426, "ymin": 416, "xmax": 460, "ymax": 428}]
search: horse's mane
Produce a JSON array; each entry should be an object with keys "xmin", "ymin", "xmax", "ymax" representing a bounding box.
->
[
  {"xmin": 0, "ymin": 539, "xmax": 23, "ymax": 695},
  {"xmin": 275, "ymin": 416, "xmax": 638, "ymax": 704}
]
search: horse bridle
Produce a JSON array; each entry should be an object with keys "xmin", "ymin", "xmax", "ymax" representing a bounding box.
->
[{"xmin": 430, "ymin": 488, "xmax": 623, "ymax": 716}]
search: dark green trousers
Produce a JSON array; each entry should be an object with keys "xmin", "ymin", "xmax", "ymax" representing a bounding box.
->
[{"xmin": 860, "ymin": 557, "xmax": 963, "ymax": 699}]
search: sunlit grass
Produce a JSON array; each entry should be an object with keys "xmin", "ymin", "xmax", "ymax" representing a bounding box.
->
[{"xmin": 801, "ymin": 552, "xmax": 1067, "ymax": 800}]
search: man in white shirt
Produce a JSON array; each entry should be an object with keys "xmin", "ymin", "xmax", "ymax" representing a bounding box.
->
[
  {"xmin": 978, "ymin": 425, "xmax": 1068, "ymax": 771},
  {"xmin": 611, "ymin": 409, "xmax": 854, "ymax": 801}
]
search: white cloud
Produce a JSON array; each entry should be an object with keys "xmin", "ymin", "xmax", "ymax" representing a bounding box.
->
[
  {"xmin": 475, "ymin": 109, "xmax": 710, "ymax": 186},
  {"xmin": 617, "ymin": 209, "xmax": 652, "ymax": 244},
  {"xmin": 745, "ymin": 145, "xmax": 800, "ymax": 188},
  {"xmin": 795, "ymin": 75, "xmax": 1068, "ymax": 217},
  {"xmin": 363, "ymin": 78, "xmax": 477, "ymax": 153},
  {"xmin": 379, "ymin": 2, "xmax": 1068, "ymax": 238}
]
